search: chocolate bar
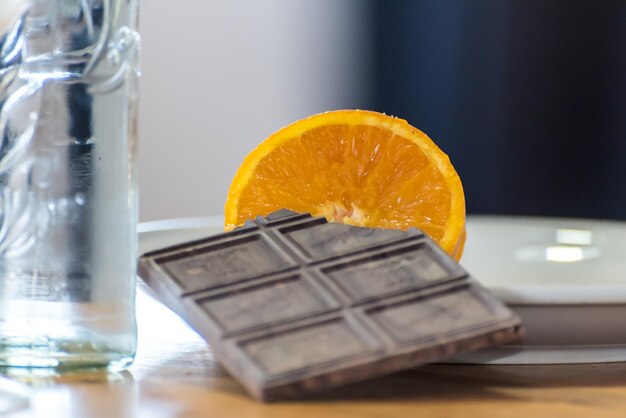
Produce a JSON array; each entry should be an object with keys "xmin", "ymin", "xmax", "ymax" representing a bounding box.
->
[{"xmin": 138, "ymin": 210, "xmax": 523, "ymax": 400}]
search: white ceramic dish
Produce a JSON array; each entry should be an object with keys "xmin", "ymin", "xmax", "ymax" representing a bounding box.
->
[
  {"xmin": 457, "ymin": 215, "xmax": 626, "ymax": 364},
  {"xmin": 137, "ymin": 215, "xmax": 626, "ymax": 364}
]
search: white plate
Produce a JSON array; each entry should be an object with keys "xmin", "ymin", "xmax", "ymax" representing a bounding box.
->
[
  {"xmin": 457, "ymin": 215, "xmax": 626, "ymax": 364},
  {"xmin": 462, "ymin": 216, "xmax": 626, "ymax": 304},
  {"xmin": 137, "ymin": 215, "xmax": 626, "ymax": 364}
]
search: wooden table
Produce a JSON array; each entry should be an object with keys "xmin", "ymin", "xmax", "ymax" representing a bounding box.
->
[
  {"xmin": 2, "ymin": 282, "xmax": 625, "ymax": 418},
  {"xmin": 3, "ymin": 216, "xmax": 626, "ymax": 418}
]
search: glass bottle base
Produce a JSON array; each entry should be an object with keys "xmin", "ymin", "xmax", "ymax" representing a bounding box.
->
[{"xmin": 0, "ymin": 336, "xmax": 135, "ymax": 372}]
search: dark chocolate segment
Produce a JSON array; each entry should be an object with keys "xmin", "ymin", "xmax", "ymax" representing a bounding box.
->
[
  {"xmin": 241, "ymin": 319, "xmax": 375, "ymax": 376},
  {"xmin": 368, "ymin": 286, "xmax": 509, "ymax": 345},
  {"xmin": 256, "ymin": 209, "xmax": 311, "ymax": 226},
  {"xmin": 282, "ymin": 220, "xmax": 415, "ymax": 261},
  {"xmin": 263, "ymin": 209, "xmax": 302, "ymax": 221},
  {"xmin": 197, "ymin": 275, "xmax": 334, "ymax": 334},
  {"xmin": 161, "ymin": 235, "xmax": 294, "ymax": 293},
  {"xmin": 324, "ymin": 244, "xmax": 462, "ymax": 303}
]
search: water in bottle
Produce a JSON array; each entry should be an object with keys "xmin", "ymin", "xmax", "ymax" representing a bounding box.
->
[{"xmin": 0, "ymin": 0, "xmax": 140, "ymax": 370}]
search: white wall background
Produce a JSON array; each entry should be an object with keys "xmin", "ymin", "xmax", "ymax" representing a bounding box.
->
[{"xmin": 138, "ymin": 0, "xmax": 370, "ymax": 221}]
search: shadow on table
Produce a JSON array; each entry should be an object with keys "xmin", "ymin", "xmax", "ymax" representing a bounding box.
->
[
  {"xmin": 134, "ymin": 347, "xmax": 626, "ymax": 403},
  {"xmin": 301, "ymin": 363, "xmax": 626, "ymax": 403}
]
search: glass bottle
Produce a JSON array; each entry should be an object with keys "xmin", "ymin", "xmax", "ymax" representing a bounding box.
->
[{"xmin": 0, "ymin": 0, "xmax": 140, "ymax": 370}]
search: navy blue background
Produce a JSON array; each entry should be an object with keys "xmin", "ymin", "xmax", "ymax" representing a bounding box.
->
[{"xmin": 369, "ymin": 0, "xmax": 626, "ymax": 219}]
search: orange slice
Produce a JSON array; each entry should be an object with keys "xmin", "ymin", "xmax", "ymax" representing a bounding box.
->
[{"xmin": 224, "ymin": 110, "xmax": 466, "ymax": 260}]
